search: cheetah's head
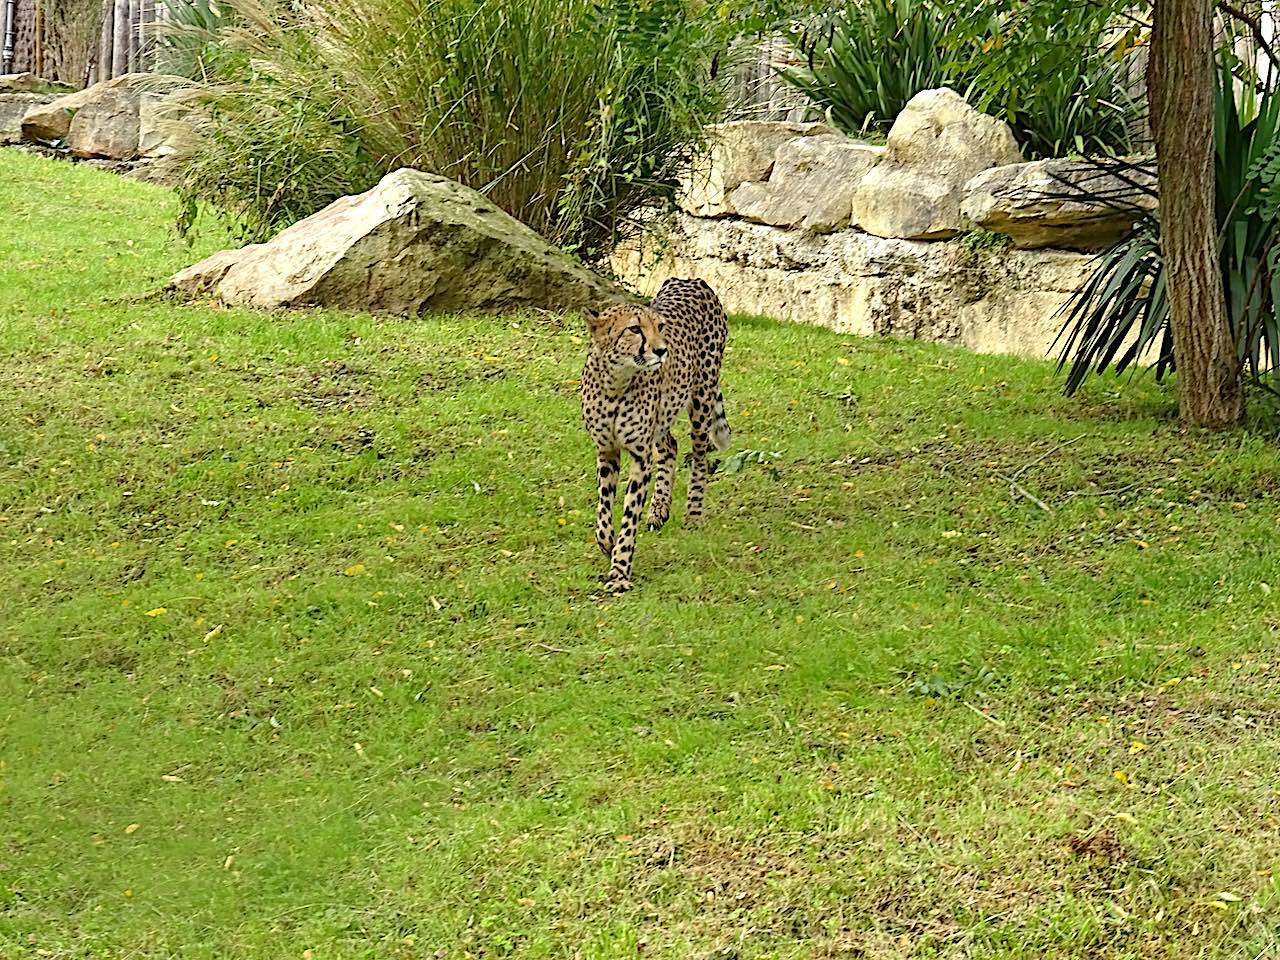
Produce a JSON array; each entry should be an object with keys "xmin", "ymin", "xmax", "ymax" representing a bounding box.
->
[{"xmin": 583, "ymin": 303, "xmax": 668, "ymax": 372}]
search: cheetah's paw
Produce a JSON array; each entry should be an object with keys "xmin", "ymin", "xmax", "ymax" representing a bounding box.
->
[{"xmin": 603, "ymin": 573, "xmax": 633, "ymax": 593}]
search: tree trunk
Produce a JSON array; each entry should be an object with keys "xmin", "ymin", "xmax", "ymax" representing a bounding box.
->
[{"xmin": 1148, "ymin": 0, "xmax": 1243, "ymax": 427}]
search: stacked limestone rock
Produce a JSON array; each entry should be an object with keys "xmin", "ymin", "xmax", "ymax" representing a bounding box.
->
[
  {"xmin": 616, "ymin": 88, "xmax": 1158, "ymax": 359},
  {"xmin": 0, "ymin": 72, "xmax": 70, "ymax": 145},
  {"xmin": 0, "ymin": 72, "xmax": 186, "ymax": 165}
]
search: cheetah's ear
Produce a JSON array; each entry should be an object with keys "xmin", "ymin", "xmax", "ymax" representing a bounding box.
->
[{"xmin": 582, "ymin": 306, "xmax": 603, "ymax": 334}]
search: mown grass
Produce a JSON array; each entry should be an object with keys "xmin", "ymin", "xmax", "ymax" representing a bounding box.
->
[{"xmin": 2, "ymin": 148, "xmax": 1280, "ymax": 960}]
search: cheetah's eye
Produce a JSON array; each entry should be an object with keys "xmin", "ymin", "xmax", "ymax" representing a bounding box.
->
[{"xmin": 627, "ymin": 325, "xmax": 642, "ymax": 334}]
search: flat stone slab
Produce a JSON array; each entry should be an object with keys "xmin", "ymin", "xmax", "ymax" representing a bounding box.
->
[{"xmin": 962, "ymin": 158, "xmax": 1158, "ymax": 250}]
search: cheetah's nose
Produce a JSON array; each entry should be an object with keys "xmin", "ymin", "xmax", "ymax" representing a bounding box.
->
[{"xmin": 654, "ymin": 347, "xmax": 669, "ymax": 359}]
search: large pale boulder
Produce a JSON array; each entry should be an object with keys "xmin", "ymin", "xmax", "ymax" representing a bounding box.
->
[
  {"xmin": 729, "ymin": 134, "xmax": 884, "ymax": 233},
  {"xmin": 612, "ymin": 212, "xmax": 1094, "ymax": 359},
  {"xmin": 962, "ymin": 158, "xmax": 1158, "ymax": 250},
  {"xmin": 0, "ymin": 93, "xmax": 60, "ymax": 144},
  {"xmin": 677, "ymin": 120, "xmax": 836, "ymax": 218},
  {"xmin": 851, "ymin": 88, "xmax": 1022, "ymax": 241},
  {"xmin": 168, "ymin": 168, "xmax": 627, "ymax": 314},
  {"xmin": 67, "ymin": 86, "xmax": 140, "ymax": 159}
]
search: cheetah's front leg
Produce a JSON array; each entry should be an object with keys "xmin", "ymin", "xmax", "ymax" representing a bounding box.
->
[
  {"xmin": 646, "ymin": 431, "xmax": 677, "ymax": 531},
  {"xmin": 605, "ymin": 450, "xmax": 651, "ymax": 592},
  {"xmin": 595, "ymin": 450, "xmax": 620, "ymax": 558}
]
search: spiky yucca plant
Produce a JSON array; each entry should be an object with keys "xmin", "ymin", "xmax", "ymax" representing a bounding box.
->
[
  {"xmin": 778, "ymin": 0, "xmax": 970, "ymax": 135},
  {"xmin": 1056, "ymin": 58, "xmax": 1280, "ymax": 396}
]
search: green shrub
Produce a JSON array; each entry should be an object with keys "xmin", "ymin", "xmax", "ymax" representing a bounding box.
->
[
  {"xmin": 781, "ymin": 0, "xmax": 1140, "ymax": 158},
  {"xmin": 1055, "ymin": 59, "xmax": 1280, "ymax": 396},
  {"xmin": 170, "ymin": 0, "xmax": 730, "ymax": 260}
]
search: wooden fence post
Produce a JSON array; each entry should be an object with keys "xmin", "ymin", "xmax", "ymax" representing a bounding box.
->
[
  {"xmin": 96, "ymin": 0, "xmax": 114, "ymax": 81},
  {"xmin": 111, "ymin": 0, "xmax": 128, "ymax": 77}
]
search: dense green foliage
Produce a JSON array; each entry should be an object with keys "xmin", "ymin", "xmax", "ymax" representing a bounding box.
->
[
  {"xmin": 169, "ymin": 0, "xmax": 731, "ymax": 259},
  {"xmin": 1057, "ymin": 58, "xmax": 1280, "ymax": 398},
  {"xmin": 5, "ymin": 144, "xmax": 1280, "ymax": 960},
  {"xmin": 933, "ymin": 0, "xmax": 1142, "ymax": 157},
  {"xmin": 782, "ymin": 0, "xmax": 1141, "ymax": 157}
]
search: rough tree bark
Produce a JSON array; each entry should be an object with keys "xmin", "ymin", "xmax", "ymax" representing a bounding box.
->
[{"xmin": 1148, "ymin": 0, "xmax": 1243, "ymax": 427}]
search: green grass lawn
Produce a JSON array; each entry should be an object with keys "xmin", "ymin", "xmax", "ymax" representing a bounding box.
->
[{"xmin": 3, "ymin": 148, "xmax": 1280, "ymax": 960}]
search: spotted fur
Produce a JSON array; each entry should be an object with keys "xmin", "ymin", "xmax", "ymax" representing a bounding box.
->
[{"xmin": 580, "ymin": 277, "xmax": 731, "ymax": 592}]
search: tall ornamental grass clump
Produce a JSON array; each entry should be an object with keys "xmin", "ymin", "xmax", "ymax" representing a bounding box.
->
[{"xmin": 167, "ymin": 0, "xmax": 726, "ymax": 260}]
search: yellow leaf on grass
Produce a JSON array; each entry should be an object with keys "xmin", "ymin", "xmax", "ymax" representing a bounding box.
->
[
  {"xmin": 344, "ymin": 563, "xmax": 366, "ymax": 577},
  {"xmin": 144, "ymin": 607, "xmax": 167, "ymax": 617},
  {"xmin": 1129, "ymin": 741, "xmax": 1148, "ymax": 754},
  {"xmin": 125, "ymin": 823, "xmax": 140, "ymax": 834},
  {"xmin": 1113, "ymin": 770, "xmax": 1130, "ymax": 786}
]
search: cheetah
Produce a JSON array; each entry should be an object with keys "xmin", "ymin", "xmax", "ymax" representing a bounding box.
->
[{"xmin": 580, "ymin": 277, "xmax": 732, "ymax": 592}]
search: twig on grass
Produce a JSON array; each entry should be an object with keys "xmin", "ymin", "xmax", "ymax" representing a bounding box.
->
[
  {"xmin": 963, "ymin": 702, "xmax": 1007, "ymax": 727},
  {"xmin": 1003, "ymin": 434, "xmax": 1088, "ymax": 513}
]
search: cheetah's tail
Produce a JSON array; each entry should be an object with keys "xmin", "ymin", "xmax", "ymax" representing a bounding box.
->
[{"xmin": 709, "ymin": 389, "xmax": 732, "ymax": 452}]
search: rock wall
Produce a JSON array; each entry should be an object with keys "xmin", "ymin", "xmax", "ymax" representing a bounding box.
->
[
  {"xmin": 612, "ymin": 88, "xmax": 1156, "ymax": 361},
  {"xmin": 614, "ymin": 215, "xmax": 1094, "ymax": 359}
]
